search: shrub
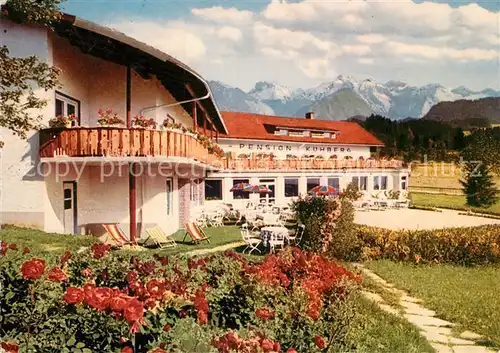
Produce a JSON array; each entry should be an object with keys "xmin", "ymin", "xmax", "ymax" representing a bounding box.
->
[
  {"xmin": 0, "ymin": 244, "xmax": 359, "ymax": 352},
  {"xmin": 341, "ymin": 182, "xmax": 363, "ymax": 201},
  {"xmin": 292, "ymin": 196, "xmax": 357, "ymax": 260},
  {"xmin": 351, "ymin": 224, "xmax": 500, "ymax": 266}
]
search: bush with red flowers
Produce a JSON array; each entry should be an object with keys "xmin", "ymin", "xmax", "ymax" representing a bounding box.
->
[{"xmin": 0, "ymin": 243, "xmax": 359, "ymax": 352}]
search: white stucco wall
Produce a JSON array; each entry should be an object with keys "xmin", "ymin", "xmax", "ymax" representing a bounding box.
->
[
  {"xmin": 52, "ymin": 34, "xmax": 194, "ymax": 127},
  {"xmin": 0, "ymin": 19, "xmax": 53, "ymax": 228},
  {"xmin": 218, "ymin": 138, "xmax": 372, "ymax": 159}
]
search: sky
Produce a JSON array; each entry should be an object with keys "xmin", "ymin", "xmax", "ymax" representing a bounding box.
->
[{"xmin": 62, "ymin": 0, "xmax": 500, "ymax": 92}]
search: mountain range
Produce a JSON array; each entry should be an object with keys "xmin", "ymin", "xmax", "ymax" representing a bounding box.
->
[{"xmin": 209, "ymin": 76, "xmax": 500, "ymax": 121}]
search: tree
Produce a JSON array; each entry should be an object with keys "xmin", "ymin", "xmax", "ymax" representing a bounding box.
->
[
  {"xmin": 0, "ymin": 0, "xmax": 62, "ymax": 146},
  {"xmin": 460, "ymin": 162, "xmax": 499, "ymax": 208}
]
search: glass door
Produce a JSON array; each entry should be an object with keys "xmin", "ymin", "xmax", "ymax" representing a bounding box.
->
[{"xmin": 259, "ymin": 178, "xmax": 276, "ymax": 204}]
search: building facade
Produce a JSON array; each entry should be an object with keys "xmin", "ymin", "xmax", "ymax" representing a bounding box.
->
[
  {"xmin": 0, "ymin": 14, "xmax": 225, "ymax": 239},
  {"xmin": 204, "ymin": 112, "xmax": 410, "ymax": 207}
]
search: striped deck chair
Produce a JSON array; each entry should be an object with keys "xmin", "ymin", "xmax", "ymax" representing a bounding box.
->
[
  {"xmin": 145, "ymin": 227, "xmax": 176, "ymax": 249},
  {"xmin": 102, "ymin": 224, "xmax": 129, "ymax": 247},
  {"xmin": 183, "ymin": 222, "xmax": 210, "ymax": 244}
]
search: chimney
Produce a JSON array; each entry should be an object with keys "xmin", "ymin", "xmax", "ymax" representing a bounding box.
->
[{"xmin": 305, "ymin": 112, "xmax": 315, "ymax": 120}]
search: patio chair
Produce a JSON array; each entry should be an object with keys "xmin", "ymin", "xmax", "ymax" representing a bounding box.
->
[
  {"xmin": 241, "ymin": 224, "xmax": 262, "ymax": 255},
  {"xmin": 287, "ymin": 224, "xmax": 305, "ymax": 246},
  {"xmin": 101, "ymin": 224, "xmax": 129, "ymax": 247},
  {"xmin": 209, "ymin": 212, "xmax": 225, "ymax": 227},
  {"xmin": 144, "ymin": 227, "xmax": 176, "ymax": 249},
  {"xmin": 183, "ymin": 222, "xmax": 210, "ymax": 244},
  {"xmin": 269, "ymin": 232, "xmax": 285, "ymax": 253}
]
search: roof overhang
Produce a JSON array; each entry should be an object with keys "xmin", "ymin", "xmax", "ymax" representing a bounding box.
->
[{"xmin": 49, "ymin": 13, "xmax": 228, "ymax": 134}]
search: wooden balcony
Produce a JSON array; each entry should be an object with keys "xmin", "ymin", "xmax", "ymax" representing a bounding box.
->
[
  {"xmin": 39, "ymin": 127, "xmax": 219, "ymax": 165},
  {"xmin": 211, "ymin": 157, "xmax": 405, "ymax": 170}
]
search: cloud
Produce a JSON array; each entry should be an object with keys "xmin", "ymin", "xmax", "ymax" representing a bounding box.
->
[
  {"xmin": 215, "ymin": 26, "xmax": 243, "ymax": 42},
  {"xmin": 357, "ymin": 34, "xmax": 385, "ymax": 44},
  {"xmin": 342, "ymin": 45, "xmax": 371, "ymax": 56},
  {"xmin": 109, "ymin": 20, "xmax": 206, "ymax": 64},
  {"xmin": 358, "ymin": 58, "xmax": 374, "ymax": 65},
  {"xmin": 191, "ymin": 6, "xmax": 253, "ymax": 24}
]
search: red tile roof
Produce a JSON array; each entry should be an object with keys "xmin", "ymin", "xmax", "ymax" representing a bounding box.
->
[{"xmin": 219, "ymin": 111, "xmax": 384, "ymax": 146}]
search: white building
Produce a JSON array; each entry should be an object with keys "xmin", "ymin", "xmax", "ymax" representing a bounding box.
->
[
  {"xmin": 0, "ymin": 13, "xmax": 409, "ymax": 238},
  {"xmin": 205, "ymin": 111, "xmax": 410, "ymax": 208},
  {"xmin": 0, "ymin": 14, "xmax": 227, "ymax": 240}
]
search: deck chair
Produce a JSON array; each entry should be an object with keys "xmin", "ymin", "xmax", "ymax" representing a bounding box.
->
[
  {"xmin": 145, "ymin": 227, "xmax": 176, "ymax": 249},
  {"xmin": 101, "ymin": 224, "xmax": 129, "ymax": 247},
  {"xmin": 183, "ymin": 222, "xmax": 210, "ymax": 244}
]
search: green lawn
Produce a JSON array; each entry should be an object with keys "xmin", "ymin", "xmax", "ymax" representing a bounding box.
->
[
  {"xmin": 365, "ymin": 260, "xmax": 500, "ymax": 347},
  {"xmin": 0, "ymin": 225, "xmax": 242, "ymax": 256},
  {"xmin": 410, "ymin": 192, "xmax": 500, "ymax": 215},
  {"xmin": 348, "ymin": 295, "xmax": 434, "ymax": 353}
]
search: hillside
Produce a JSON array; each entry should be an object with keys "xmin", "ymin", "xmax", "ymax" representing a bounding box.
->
[{"xmin": 422, "ymin": 97, "xmax": 500, "ymax": 125}]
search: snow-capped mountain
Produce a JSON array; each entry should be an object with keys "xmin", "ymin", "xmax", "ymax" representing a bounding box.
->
[
  {"xmin": 208, "ymin": 81, "xmax": 274, "ymax": 115},
  {"xmin": 209, "ymin": 77, "xmax": 500, "ymax": 121}
]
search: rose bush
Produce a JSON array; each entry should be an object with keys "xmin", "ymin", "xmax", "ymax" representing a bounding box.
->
[{"xmin": 0, "ymin": 244, "xmax": 359, "ymax": 352}]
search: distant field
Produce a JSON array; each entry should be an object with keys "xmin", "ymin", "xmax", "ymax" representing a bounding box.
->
[
  {"xmin": 409, "ymin": 163, "xmax": 500, "ymax": 193},
  {"xmin": 410, "ymin": 192, "xmax": 500, "ymax": 215}
]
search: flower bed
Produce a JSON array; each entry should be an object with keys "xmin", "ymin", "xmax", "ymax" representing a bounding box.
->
[{"xmin": 0, "ymin": 245, "xmax": 359, "ymax": 352}]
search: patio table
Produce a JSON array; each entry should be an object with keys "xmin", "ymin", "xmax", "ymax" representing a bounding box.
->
[{"xmin": 260, "ymin": 226, "xmax": 289, "ymax": 248}]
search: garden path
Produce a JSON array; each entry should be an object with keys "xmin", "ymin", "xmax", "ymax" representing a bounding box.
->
[
  {"xmin": 353, "ymin": 263, "xmax": 498, "ymax": 353},
  {"xmin": 184, "ymin": 241, "xmax": 245, "ymax": 257}
]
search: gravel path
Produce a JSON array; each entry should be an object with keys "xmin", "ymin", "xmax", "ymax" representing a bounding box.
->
[{"xmin": 354, "ymin": 208, "xmax": 500, "ymax": 230}]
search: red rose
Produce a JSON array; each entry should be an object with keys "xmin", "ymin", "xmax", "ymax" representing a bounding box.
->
[
  {"xmin": 64, "ymin": 287, "xmax": 85, "ymax": 304},
  {"xmin": 121, "ymin": 347, "xmax": 133, "ymax": 353},
  {"xmin": 163, "ymin": 324, "xmax": 171, "ymax": 332},
  {"xmin": 197, "ymin": 310, "xmax": 208, "ymax": 325},
  {"xmin": 273, "ymin": 342, "xmax": 281, "ymax": 352},
  {"xmin": 149, "ymin": 349, "xmax": 168, "ymax": 353},
  {"xmin": 8, "ymin": 244, "xmax": 17, "ymax": 251},
  {"xmin": 60, "ymin": 250, "xmax": 72, "ymax": 265},
  {"xmin": 91, "ymin": 243, "xmax": 111, "ymax": 259},
  {"xmin": 286, "ymin": 349, "xmax": 298, "ymax": 353},
  {"xmin": 47, "ymin": 267, "xmax": 68, "ymax": 282},
  {"xmin": 256, "ymin": 308, "xmax": 275, "ymax": 320},
  {"xmin": 81, "ymin": 268, "xmax": 93, "ymax": 277},
  {"xmin": 126, "ymin": 271, "xmax": 138, "ymax": 284},
  {"xmin": 0, "ymin": 341, "xmax": 19, "ymax": 353},
  {"xmin": 260, "ymin": 339, "xmax": 274, "ymax": 352},
  {"xmin": 314, "ymin": 336, "xmax": 326, "ymax": 349},
  {"xmin": 110, "ymin": 294, "xmax": 132, "ymax": 312},
  {"xmin": 146, "ymin": 279, "xmax": 165, "ymax": 299},
  {"xmin": 21, "ymin": 258, "xmax": 46, "ymax": 280},
  {"xmin": 101, "ymin": 270, "xmax": 108, "ymax": 281},
  {"xmin": 123, "ymin": 298, "xmax": 144, "ymax": 323},
  {"xmin": 22, "ymin": 247, "xmax": 30, "ymax": 255},
  {"xmin": 90, "ymin": 287, "xmax": 113, "ymax": 310}
]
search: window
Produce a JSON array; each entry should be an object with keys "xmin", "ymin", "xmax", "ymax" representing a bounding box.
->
[
  {"xmin": 165, "ymin": 179, "xmax": 173, "ymax": 215},
  {"xmin": 259, "ymin": 179, "xmax": 275, "ymax": 203},
  {"xmin": 381, "ymin": 176, "xmax": 388, "ymax": 190},
  {"xmin": 190, "ymin": 179, "xmax": 202, "ymax": 206},
  {"xmin": 233, "ymin": 179, "xmax": 249, "ymax": 199},
  {"xmin": 205, "ymin": 179, "xmax": 222, "ymax": 200},
  {"xmin": 285, "ymin": 178, "xmax": 299, "ymax": 197},
  {"xmin": 328, "ymin": 178, "xmax": 340, "ymax": 191},
  {"xmin": 63, "ymin": 188, "xmax": 72, "ymax": 210},
  {"xmin": 55, "ymin": 92, "xmax": 80, "ymax": 126},
  {"xmin": 307, "ymin": 178, "xmax": 320, "ymax": 192},
  {"xmin": 373, "ymin": 176, "xmax": 380, "ymax": 190},
  {"xmin": 401, "ymin": 176, "xmax": 407, "ymax": 190},
  {"xmin": 352, "ymin": 176, "xmax": 367, "ymax": 191}
]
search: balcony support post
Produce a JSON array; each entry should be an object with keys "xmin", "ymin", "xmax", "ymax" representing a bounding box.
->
[
  {"xmin": 192, "ymin": 102, "xmax": 197, "ymax": 132},
  {"xmin": 126, "ymin": 66, "xmax": 132, "ymax": 128},
  {"xmin": 129, "ymin": 162, "xmax": 137, "ymax": 244}
]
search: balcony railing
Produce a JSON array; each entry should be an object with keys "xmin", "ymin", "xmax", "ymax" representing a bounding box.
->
[
  {"xmin": 39, "ymin": 127, "xmax": 219, "ymax": 165},
  {"xmin": 211, "ymin": 157, "xmax": 405, "ymax": 170}
]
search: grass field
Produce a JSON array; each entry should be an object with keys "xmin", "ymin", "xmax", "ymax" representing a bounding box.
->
[
  {"xmin": 410, "ymin": 192, "xmax": 500, "ymax": 215},
  {"xmin": 409, "ymin": 163, "xmax": 500, "ymax": 191},
  {"xmin": 0, "ymin": 225, "xmax": 243, "ymax": 255},
  {"xmin": 365, "ymin": 260, "xmax": 500, "ymax": 347}
]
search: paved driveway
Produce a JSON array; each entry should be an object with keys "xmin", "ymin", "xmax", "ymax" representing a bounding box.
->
[{"xmin": 354, "ymin": 208, "xmax": 500, "ymax": 230}]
